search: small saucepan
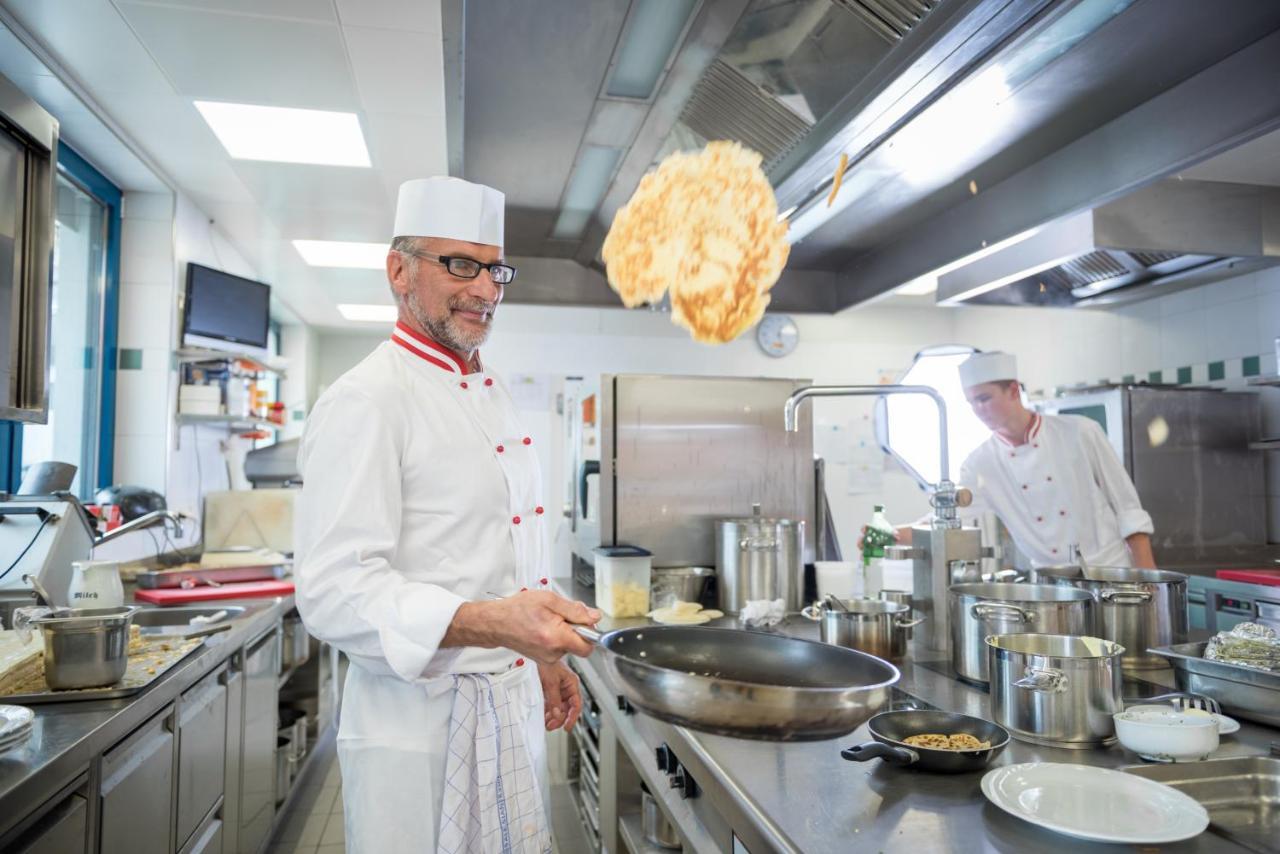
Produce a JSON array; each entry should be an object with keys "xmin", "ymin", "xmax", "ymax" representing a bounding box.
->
[{"xmin": 841, "ymin": 710, "xmax": 1010, "ymax": 773}]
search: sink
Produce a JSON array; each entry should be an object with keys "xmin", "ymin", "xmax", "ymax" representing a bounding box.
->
[
  {"xmin": 1124, "ymin": 757, "xmax": 1280, "ymax": 853},
  {"xmin": 132, "ymin": 605, "xmax": 249, "ymax": 628}
]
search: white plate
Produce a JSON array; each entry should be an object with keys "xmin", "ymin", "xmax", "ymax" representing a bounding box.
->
[
  {"xmin": 0, "ymin": 705, "xmax": 34, "ymax": 739},
  {"xmin": 981, "ymin": 762, "xmax": 1210, "ymax": 844},
  {"xmin": 1127, "ymin": 704, "xmax": 1240, "ymax": 735}
]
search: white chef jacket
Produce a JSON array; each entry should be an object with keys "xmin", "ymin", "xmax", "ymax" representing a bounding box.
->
[
  {"xmin": 295, "ymin": 321, "xmax": 552, "ymax": 852},
  {"xmin": 959, "ymin": 413, "xmax": 1154, "ymax": 568}
]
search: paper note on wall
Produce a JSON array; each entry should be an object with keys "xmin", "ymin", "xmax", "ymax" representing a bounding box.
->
[
  {"xmin": 847, "ymin": 439, "xmax": 884, "ymax": 494},
  {"xmin": 508, "ymin": 373, "xmax": 550, "ymax": 410}
]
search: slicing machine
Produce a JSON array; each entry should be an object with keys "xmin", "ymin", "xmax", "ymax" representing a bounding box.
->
[{"xmin": 0, "ymin": 492, "xmax": 186, "ymax": 608}]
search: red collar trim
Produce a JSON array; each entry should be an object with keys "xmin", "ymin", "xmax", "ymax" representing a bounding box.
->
[
  {"xmin": 392, "ymin": 321, "xmax": 472, "ymax": 374},
  {"xmin": 995, "ymin": 413, "xmax": 1042, "ymax": 448}
]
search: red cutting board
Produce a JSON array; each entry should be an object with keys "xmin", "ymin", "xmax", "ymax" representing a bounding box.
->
[
  {"xmin": 1216, "ymin": 569, "xmax": 1280, "ymax": 588},
  {"xmin": 134, "ymin": 579, "xmax": 295, "ymax": 605}
]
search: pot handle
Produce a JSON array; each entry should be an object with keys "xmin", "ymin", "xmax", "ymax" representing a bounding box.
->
[
  {"xmin": 970, "ymin": 602, "xmax": 1034, "ymax": 623},
  {"xmin": 1100, "ymin": 588, "xmax": 1153, "ymax": 604},
  {"xmin": 800, "ymin": 602, "xmax": 823, "ymax": 621},
  {"xmin": 840, "ymin": 741, "xmax": 919, "ymax": 766},
  {"xmin": 1013, "ymin": 666, "xmax": 1068, "ymax": 693},
  {"xmin": 895, "ymin": 615, "xmax": 927, "ymax": 629}
]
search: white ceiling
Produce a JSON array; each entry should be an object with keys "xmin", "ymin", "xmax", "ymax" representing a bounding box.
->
[{"xmin": 0, "ymin": 0, "xmax": 448, "ymax": 329}]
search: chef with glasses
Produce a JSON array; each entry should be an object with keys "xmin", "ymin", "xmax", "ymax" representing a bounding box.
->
[{"xmin": 295, "ymin": 177, "xmax": 600, "ymax": 853}]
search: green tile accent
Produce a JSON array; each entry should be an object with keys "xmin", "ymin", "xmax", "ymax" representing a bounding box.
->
[
  {"xmin": 293, "ymin": 410, "xmax": 306, "ymax": 422},
  {"xmin": 1208, "ymin": 361, "xmax": 1226, "ymax": 381},
  {"xmin": 118, "ymin": 348, "xmax": 143, "ymax": 370},
  {"xmin": 1122, "ymin": 374, "xmax": 1136, "ymax": 384},
  {"xmin": 1243, "ymin": 355, "xmax": 1262, "ymax": 377},
  {"xmin": 1177, "ymin": 366, "xmax": 1192, "ymax": 384},
  {"xmin": 1148, "ymin": 370, "xmax": 1162, "ymax": 384}
]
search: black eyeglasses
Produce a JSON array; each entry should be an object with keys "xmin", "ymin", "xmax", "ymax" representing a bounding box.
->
[{"xmin": 400, "ymin": 249, "xmax": 517, "ymax": 285}]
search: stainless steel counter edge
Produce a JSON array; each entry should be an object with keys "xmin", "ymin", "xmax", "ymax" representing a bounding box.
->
[
  {"xmin": 556, "ymin": 577, "xmax": 1275, "ymax": 853},
  {"xmin": 0, "ymin": 594, "xmax": 297, "ymax": 837}
]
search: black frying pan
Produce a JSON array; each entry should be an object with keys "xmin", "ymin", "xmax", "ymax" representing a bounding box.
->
[{"xmin": 841, "ymin": 710, "xmax": 1009, "ymax": 772}]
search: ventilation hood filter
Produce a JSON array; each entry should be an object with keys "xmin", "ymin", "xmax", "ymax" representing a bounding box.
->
[{"xmin": 937, "ymin": 179, "xmax": 1280, "ymax": 308}]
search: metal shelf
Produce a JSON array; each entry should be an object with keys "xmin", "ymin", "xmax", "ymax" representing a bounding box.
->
[
  {"xmin": 176, "ymin": 413, "xmax": 277, "ymax": 432},
  {"xmin": 618, "ymin": 812, "xmax": 677, "ymax": 854},
  {"xmin": 1250, "ymin": 439, "xmax": 1280, "ymax": 451},
  {"xmin": 175, "ymin": 346, "xmax": 287, "ymax": 377},
  {"xmin": 1246, "ymin": 375, "xmax": 1280, "ymax": 387}
]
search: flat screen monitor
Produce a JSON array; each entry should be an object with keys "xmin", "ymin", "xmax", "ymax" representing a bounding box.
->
[{"xmin": 183, "ymin": 263, "xmax": 270, "ymax": 350}]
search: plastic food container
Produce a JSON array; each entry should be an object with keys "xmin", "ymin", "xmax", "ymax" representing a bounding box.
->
[{"xmin": 593, "ymin": 546, "xmax": 652, "ymax": 617}]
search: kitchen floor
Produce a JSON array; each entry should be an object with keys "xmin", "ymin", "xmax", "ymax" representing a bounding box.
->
[{"xmin": 266, "ymin": 735, "xmax": 345, "ymax": 854}]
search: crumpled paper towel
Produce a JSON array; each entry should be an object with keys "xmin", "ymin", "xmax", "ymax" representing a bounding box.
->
[{"xmin": 740, "ymin": 598, "xmax": 786, "ymax": 628}]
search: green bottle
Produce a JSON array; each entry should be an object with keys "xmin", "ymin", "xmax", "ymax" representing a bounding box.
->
[{"xmin": 862, "ymin": 504, "xmax": 895, "ymax": 568}]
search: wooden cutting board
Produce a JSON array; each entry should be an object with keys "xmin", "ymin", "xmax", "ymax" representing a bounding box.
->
[{"xmin": 134, "ymin": 579, "xmax": 295, "ymax": 605}]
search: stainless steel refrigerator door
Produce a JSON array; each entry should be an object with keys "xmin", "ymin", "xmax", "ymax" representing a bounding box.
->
[{"xmin": 602, "ymin": 375, "xmax": 815, "ymax": 568}]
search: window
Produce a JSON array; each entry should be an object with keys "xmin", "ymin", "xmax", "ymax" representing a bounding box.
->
[
  {"xmin": 876, "ymin": 345, "xmax": 991, "ymax": 486},
  {"xmin": 17, "ymin": 144, "xmax": 120, "ymax": 498}
]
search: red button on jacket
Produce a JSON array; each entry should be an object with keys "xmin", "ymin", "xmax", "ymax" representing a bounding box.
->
[{"xmin": 512, "ymin": 516, "xmax": 521, "ymax": 525}]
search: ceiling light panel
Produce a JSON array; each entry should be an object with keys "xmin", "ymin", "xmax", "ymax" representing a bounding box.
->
[
  {"xmin": 338, "ymin": 304, "xmax": 397, "ymax": 322},
  {"xmin": 293, "ymin": 240, "xmax": 388, "ymax": 268},
  {"xmin": 195, "ymin": 101, "xmax": 371, "ymax": 166},
  {"xmin": 552, "ymin": 145, "xmax": 623, "ymax": 239},
  {"xmin": 605, "ymin": 0, "xmax": 698, "ymax": 99}
]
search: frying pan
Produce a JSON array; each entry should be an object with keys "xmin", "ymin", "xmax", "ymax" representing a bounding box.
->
[
  {"xmin": 841, "ymin": 710, "xmax": 1010, "ymax": 772},
  {"xmin": 574, "ymin": 625, "xmax": 899, "ymax": 741}
]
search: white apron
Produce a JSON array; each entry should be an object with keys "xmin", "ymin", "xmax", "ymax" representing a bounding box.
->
[
  {"xmin": 959, "ymin": 413, "xmax": 1154, "ymax": 567},
  {"xmin": 295, "ymin": 321, "xmax": 553, "ymax": 853}
]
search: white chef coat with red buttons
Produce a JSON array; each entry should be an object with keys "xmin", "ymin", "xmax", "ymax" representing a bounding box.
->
[
  {"xmin": 959, "ymin": 413, "xmax": 1153, "ymax": 568},
  {"xmin": 294, "ymin": 321, "xmax": 551, "ymax": 852}
]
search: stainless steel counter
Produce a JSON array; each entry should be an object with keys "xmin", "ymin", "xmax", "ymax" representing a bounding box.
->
[
  {"xmin": 555, "ymin": 577, "xmax": 1278, "ymax": 854},
  {"xmin": 0, "ymin": 593, "xmax": 296, "ymax": 841}
]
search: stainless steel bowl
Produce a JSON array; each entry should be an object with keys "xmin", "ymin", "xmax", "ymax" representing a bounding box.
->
[
  {"xmin": 650, "ymin": 566, "xmax": 715, "ymax": 607},
  {"xmin": 30, "ymin": 605, "xmax": 140, "ymax": 690}
]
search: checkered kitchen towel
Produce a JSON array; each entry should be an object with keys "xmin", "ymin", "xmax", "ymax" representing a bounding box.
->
[{"xmin": 437, "ymin": 673, "xmax": 551, "ymax": 854}]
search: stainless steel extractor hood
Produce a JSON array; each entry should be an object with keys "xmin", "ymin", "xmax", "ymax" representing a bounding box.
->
[{"xmin": 937, "ymin": 178, "xmax": 1280, "ymax": 308}]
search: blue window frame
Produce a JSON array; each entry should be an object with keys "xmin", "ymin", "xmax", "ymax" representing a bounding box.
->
[{"xmin": 0, "ymin": 143, "xmax": 121, "ymax": 494}]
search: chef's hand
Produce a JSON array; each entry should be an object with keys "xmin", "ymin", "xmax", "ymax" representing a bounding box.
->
[
  {"xmin": 447, "ymin": 590, "xmax": 601, "ymax": 664},
  {"xmin": 538, "ymin": 660, "xmax": 583, "ymax": 732}
]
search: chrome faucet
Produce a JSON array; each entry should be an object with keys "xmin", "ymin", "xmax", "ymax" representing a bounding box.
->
[
  {"xmin": 782, "ymin": 384, "xmax": 961, "ymax": 528},
  {"xmin": 96, "ymin": 510, "xmax": 189, "ymax": 545}
]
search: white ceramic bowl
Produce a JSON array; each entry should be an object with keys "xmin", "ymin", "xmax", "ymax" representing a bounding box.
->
[{"xmin": 1113, "ymin": 708, "xmax": 1219, "ymax": 762}]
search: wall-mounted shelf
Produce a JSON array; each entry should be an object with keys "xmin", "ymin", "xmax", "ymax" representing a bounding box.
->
[
  {"xmin": 175, "ymin": 346, "xmax": 287, "ymax": 377},
  {"xmin": 177, "ymin": 413, "xmax": 278, "ymax": 432},
  {"xmin": 1250, "ymin": 439, "xmax": 1280, "ymax": 452},
  {"xmin": 1246, "ymin": 376, "xmax": 1280, "ymax": 388}
]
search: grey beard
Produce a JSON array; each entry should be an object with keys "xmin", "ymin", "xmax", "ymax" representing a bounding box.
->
[{"xmin": 405, "ymin": 289, "xmax": 492, "ymax": 354}]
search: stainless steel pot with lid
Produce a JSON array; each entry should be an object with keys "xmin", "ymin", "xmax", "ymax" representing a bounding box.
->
[
  {"xmin": 949, "ymin": 583, "xmax": 1095, "ymax": 684},
  {"xmin": 715, "ymin": 504, "xmax": 804, "ymax": 614},
  {"xmin": 987, "ymin": 633, "xmax": 1125, "ymax": 748},
  {"xmin": 1035, "ymin": 566, "xmax": 1188, "ymax": 670}
]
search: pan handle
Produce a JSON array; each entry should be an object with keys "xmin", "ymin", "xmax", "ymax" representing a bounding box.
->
[
  {"xmin": 573, "ymin": 625, "xmax": 603, "ymax": 645},
  {"xmin": 840, "ymin": 742, "xmax": 919, "ymax": 766},
  {"xmin": 970, "ymin": 602, "xmax": 1034, "ymax": 623},
  {"xmin": 895, "ymin": 615, "xmax": 927, "ymax": 629},
  {"xmin": 1100, "ymin": 588, "xmax": 1152, "ymax": 604}
]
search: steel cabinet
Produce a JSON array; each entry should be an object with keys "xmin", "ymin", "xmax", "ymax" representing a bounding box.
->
[
  {"xmin": 221, "ymin": 651, "xmax": 243, "ymax": 854},
  {"xmin": 4, "ymin": 789, "xmax": 88, "ymax": 854},
  {"xmin": 99, "ymin": 706, "xmax": 176, "ymax": 854},
  {"xmin": 238, "ymin": 629, "xmax": 280, "ymax": 854},
  {"xmin": 177, "ymin": 666, "xmax": 228, "ymax": 849}
]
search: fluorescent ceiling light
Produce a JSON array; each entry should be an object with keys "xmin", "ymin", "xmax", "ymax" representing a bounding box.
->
[
  {"xmin": 195, "ymin": 101, "xmax": 371, "ymax": 167},
  {"xmin": 896, "ymin": 275, "xmax": 938, "ymax": 296},
  {"xmin": 552, "ymin": 145, "xmax": 623, "ymax": 239},
  {"xmin": 338, "ymin": 304, "xmax": 397, "ymax": 322},
  {"xmin": 293, "ymin": 240, "xmax": 387, "ymax": 269},
  {"xmin": 606, "ymin": 0, "xmax": 697, "ymax": 99}
]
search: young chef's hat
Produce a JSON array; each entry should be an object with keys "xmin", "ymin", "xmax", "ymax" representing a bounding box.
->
[
  {"xmin": 959, "ymin": 351, "xmax": 1018, "ymax": 388},
  {"xmin": 393, "ymin": 177, "xmax": 504, "ymax": 247}
]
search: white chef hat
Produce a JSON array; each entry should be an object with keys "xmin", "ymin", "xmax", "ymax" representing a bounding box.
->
[
  {"xmin": 959, "ymin": 351, "xmax": 1018, "ymax": 388},
  {"xmin": 393, "ymin": 177, "xmax": 504, "ymax": 247}
]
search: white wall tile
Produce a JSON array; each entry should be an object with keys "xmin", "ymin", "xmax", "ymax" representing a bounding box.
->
[
  {"xmin": 1203, "ymin": 294, "xmax": 1261, "ymax": 360},
  {"xmin": 1256, "ymin": 265, "xmax": 1280, "ymax": 296},
  {"xmin": 1199, "ymin": 272, "xmax": 1257, "ymax": 305},
  {"xmin": 121, "ymin": 218, "xmax": 175, "ymax": 285},
  {"xmin": 1258, "ymin": 290, "xmax": 1280, "ymax": 358},
  {"xmin": 1158, "ymin": 286, "xmax": 1206, "ymax": 318},
  {"xmin": 113, "ymin": 434, "xmax": 167, "ymax": 493},
  {"xmin": 122, "ymin": 191, "xmax": 175, "ymax": 222},
  {"xmin": 1160, "ymin": 309, "xmax": 1208, "ymax": 367},
  {"xmin": 117, "ymin": 282, "xmax": 176, "ymax": 350},
  {"xmin": 114, "ymin": 364, "xmax": 171, "ymax": 436}
]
